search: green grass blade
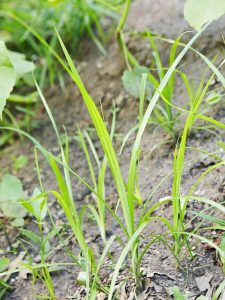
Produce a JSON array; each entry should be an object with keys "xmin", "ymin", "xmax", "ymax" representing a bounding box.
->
[
  {"xmin": 78, "ymin": 127, "xmax": 98, "ymax": 190},
  {"xmin": 84, "ymin": 130, "xmax": 101, "ymax": 168},
  {"xmin": 35, "ymin": 77, "xmax": 74, "ymax": 204},
  {"xmin": 108, "ymin": 221, "xmax": 148, "ymax": 300},
  {"xmin": 91, "ymin": 235, "xmax": 115, "ymax": 291},
  {"xmin": 54, "ymin": 29, "xmax": 132, "ymax": 236},
  {"xmin": 212, "ymin": 280, "xmax": 225, "ymax": 300}
]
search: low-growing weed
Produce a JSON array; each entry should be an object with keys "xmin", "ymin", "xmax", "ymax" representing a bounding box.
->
[
  {"xmin": 171, "ymin": 60, "xmax": 225, "ymax": 256},
  {"xmin": 20, "ymin": 188, "xmax": 57, "ymax": 300}
]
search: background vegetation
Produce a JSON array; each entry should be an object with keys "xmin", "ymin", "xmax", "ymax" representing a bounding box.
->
[{"xmin": 1, "ymin": 0, "xmax": 225, "ymax": 299}]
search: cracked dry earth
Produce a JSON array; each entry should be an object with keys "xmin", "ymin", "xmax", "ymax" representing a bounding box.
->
[{"xmin": 1, "ymin": 0, "xmax": 225, "ymax": 299}]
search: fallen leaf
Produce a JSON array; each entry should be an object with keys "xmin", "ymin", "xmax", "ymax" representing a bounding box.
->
[
  {"xmin": 8, "ymin": 251, "xmax": 26, "ymax": 270},
  {"xmin": 96, "ymin": 292, "xmax": 107, "ymax": 300},
  {"xmin": 195, "ymin": 273, "xmax": 213, "ymax": 292},
  {"xmin": 19, "ymin": 268, "xmax": 32, "ymax": 279}
]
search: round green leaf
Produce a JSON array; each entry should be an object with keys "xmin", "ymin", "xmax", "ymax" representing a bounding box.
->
[
  {"xmin": 184, "ymin": 0, "xmax": 225, "ymax": 31},
  {"xmin": 0, "ymin": 174, "xmax": 24, "ymax": 202},
  {"xmin": 0, "ymin": 200, "xmax": 26, "ymax": 219},
  {"xmin": 122, "ymin": 66, "xmax": 153, "ymax": 100}
]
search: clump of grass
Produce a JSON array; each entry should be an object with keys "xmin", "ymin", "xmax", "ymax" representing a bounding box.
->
[
  {"xmin": 56, "ymin": 24, "xmax": 225, "ymax": 297},
  {"xmin": 49, "ymin": 23, "xmax": 209, "ymax": 292}
]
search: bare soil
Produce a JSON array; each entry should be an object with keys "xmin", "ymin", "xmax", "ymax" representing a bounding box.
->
[{"xmin": 1, "ymin": 1, "xmax": 225, "ymax": 299}]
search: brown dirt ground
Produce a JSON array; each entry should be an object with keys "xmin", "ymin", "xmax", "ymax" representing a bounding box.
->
[{"xmin": 1, "ymin": 0, "xmax": 225, "ymax": 299}]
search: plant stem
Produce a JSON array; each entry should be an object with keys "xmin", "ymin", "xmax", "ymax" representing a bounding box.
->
[{"xmin": 116, "ymin": 0, "xmax": 132, "ymax": 35}]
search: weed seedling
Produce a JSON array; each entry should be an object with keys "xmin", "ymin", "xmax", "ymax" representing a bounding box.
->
[{"xmin": 20, "ymin": 187, "xmax": 56, "ymax": 300}]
